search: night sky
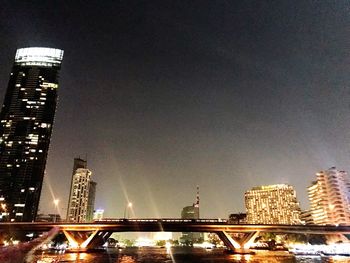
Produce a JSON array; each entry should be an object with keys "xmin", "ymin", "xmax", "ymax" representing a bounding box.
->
[{"xmin": 0, "ymin": 1, "xmax": 349, "ymax": 219}]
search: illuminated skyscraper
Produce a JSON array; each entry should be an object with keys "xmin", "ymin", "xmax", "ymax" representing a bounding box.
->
[
  {"xmin": 0, "ymin": 47, "xmax": 63, "ymax": 222},
  {"xmin": 66, "ymin": 157, "xmax": 87, "ymax": 220},
  {"xmin": 308, "ymin": 167, "xmax": 350, "ymax": 225},
  {"xmin": 67, "ymin": 157, "xmax": 96, "ymax": 223},
  {"xmin": 245, "ymin": 184, "xmax": 301, "ymax": 224},
  {"xmin": 67, "ymin": 168, "xmax": 92, "ymax": 223}
]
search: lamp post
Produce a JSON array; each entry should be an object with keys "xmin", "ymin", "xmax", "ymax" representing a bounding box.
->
[
  {"xmin": 53, "ymin": 199, "xmax": 59, "ymax": 223},
  {"xmin": 124, "ymin": 202, "xmax": 132, "ymax": 219}
]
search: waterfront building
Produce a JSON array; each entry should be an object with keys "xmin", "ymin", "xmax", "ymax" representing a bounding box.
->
[
  {"xmin": 66, "ymin": 157, "xmax": 87, "ymax": 219},
  {"xmin": 245, "ymin": 184, "xmax": 301, "ymax": 224},
  {"xmin": 181, "ymin": 205, "xmax": 199, "ymax": 220},
  {"xmin": 67, "ymin": 157, "xmax": 95, "ymax": 222},
  {"xmin": 0, "ymin": 47, "xmax": 64, "ymax": 222},
  {"xmin": 180, "ymin": 187, "xmax": 202, "ymax": 244},
  {"xmin": 308, "ymin": 167, "xmax": 350, "ymax": 225}
]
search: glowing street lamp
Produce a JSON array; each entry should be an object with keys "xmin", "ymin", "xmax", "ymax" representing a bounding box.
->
[{"xmin": 124, "ymin": 202, "xmax": 132, "ymax": 219}]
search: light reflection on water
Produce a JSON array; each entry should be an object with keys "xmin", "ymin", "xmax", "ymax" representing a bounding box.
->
[{"xmin": 31, "ymin": 248, "xmax": 350, "ymax": 263}]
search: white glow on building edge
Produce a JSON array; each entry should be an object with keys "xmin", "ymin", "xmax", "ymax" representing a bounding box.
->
[{"xmin": 15, "ymin": 47, "xmax": 64, "ymax": 66}]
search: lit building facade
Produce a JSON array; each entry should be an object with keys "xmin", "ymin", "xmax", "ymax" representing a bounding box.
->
[
  {"xmin": 66, "ymin": 157, "xmax": 86, "ymax": 221},
  {"xmin": 308, "ymin": 167, "xmax": 350, "ymax": 225},
  {"xmin": 67, "ymin": 167, "xmax": 93, "ymax": 222},
  {"xmin": 0, "ymin": 47, "xmax": 63, "ymax": 222},
  {"xmin": 245, "ymin": 184, "xmax": 301, "ymax": 224}
]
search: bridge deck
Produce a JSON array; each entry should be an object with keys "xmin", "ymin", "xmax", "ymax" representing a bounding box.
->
[{"xmin": 0, "ymin": 219, "xmax": 349, "ymax": 234}]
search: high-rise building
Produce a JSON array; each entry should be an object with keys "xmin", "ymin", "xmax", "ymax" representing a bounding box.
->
[
  {"xmin": 66, "ymin": 157, "xmax": 87, "ymax": 220},
  {"xmin": 308, "ymin": 167, "xmax": 350, "ymax": 225},
  {"xmin": 0, "ymin": 47, "xmax": 63, "ymax": 222},
  {"xmin": 66, "ymin": 157, "xmax": 96, "ymax": 223},
  {"xmin": 67, "ymin": 168, "xmax": 92, "ymax": 222},
  {"xmin": 245, "ymin": 184, "xmax": 301, "ymax": 224}
]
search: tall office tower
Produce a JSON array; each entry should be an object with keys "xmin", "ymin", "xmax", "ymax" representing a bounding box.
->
[
  {"xmin": 308, "ymin": 167, "xmax": 350, "ymax": 225},
  {"xmin": 66, "ymin": 157, "xmax": 87, "ymax": 220},
  {"xmin": 0, "ymin": 47, "xmax": 63, "ymax": 222},
  {"xmin": 66, "ymin": 167, "xmax": 92, "ymax": 222},
  {"xmin": 245, "ymin": 184, "xmax": 301, "ymax": 224}
]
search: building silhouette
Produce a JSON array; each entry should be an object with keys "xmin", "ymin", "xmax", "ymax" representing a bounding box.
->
[
  {"xmin": 66, "ymin": 157, "xmax": 96, "ymax": 222},
  {"xmin": 245, "ymin": 184, "xmax": 301, "ymax": 224},
  {"xmin": 180, "ymin": 186, "xmax": 202, "ymax": 244},
  {"xmin": 86, "ymin": 180, "xmax": 97, "ymax": 222},
  {"xmin": 0, "ymin": 47, "xmax": 63, "ymax": 222},
  {"xmin": 228, "ymin": 213, "xmax": 247, "ymax": 224},
  {"xmin": 308, "ymin": 167, "xmax": 350, "ymax": 225}
]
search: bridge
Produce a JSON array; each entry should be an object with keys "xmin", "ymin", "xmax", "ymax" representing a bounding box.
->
[{"xmin": 0, "ymin": 218, "xmax": 349, "ymax": 253}]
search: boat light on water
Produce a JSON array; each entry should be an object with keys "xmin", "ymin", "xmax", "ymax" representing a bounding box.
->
[{"xmin": 289, "ymin": 243, "xmax": 350, "ymax": 256}]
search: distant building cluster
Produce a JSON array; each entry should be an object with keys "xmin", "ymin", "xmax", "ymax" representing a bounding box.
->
[{"xmin": 242, "ymin": 167, "xmax": 350, "ymax": 226}]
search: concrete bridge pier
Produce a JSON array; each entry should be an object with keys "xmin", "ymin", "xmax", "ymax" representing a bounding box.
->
[
  {"xmin": 62, "ymin": 230, "xmax": 112, "ymax": 249},
  {"xmin": 216, "ymin": 231, "xmax": 259, "ymax": 254}
]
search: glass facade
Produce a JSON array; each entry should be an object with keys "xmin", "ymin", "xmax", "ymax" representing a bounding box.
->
[{"xmin": 0, "ymin": 47, "xmax": 63, "ymax": 222}]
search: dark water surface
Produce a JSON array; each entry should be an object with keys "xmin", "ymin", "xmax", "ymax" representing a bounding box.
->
[{"xmin": 31, "ymin": 247, "xmax": 350, "ymax": 263}]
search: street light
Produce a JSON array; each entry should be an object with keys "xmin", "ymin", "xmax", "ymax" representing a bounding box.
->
[
  {"xmin": 53, "ymin": 199, "xmax": 59, "ymax": 223},
  {"xmin": 124, "ymin": 202, "xmax": 132, "ymax": 219}
]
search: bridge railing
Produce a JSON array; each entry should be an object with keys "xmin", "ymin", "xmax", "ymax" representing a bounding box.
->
[{"xmin": 93, "ymin": 218, "xmax": 228, "ymax": 223}]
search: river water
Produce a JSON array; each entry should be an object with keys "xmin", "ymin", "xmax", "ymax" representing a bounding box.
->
[{"xmin": 30, "ymin": 247, "xmax": 350, "ymax": 263}]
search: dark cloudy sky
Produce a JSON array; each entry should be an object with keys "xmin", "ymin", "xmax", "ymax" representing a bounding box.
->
[{"xmin": 0, "ymin": 1, "xmax": 349, "ymax": 218}]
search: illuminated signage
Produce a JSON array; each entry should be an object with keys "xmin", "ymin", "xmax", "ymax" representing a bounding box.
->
[{"xmin": 15, "ymin": 47, "xmax": 64, "ymax": 67}]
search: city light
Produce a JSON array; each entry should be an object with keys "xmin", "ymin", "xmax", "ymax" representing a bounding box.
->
[{"xmin": 15, "ymin": 47, "xmax": 63, "ymax": 66}]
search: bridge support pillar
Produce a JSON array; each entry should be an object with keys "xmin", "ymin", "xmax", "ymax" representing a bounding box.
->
[
  {"xmin": 63, "ymin": 230, "xmax": 111, "ymax": 249},
  {"xmin": 216, "ymin": 231, "xmax": 259, "ymax": 254}
]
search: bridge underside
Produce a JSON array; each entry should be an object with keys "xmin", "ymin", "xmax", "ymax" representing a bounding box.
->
[
  {"xmin": 1, "ymin": 220, "xmax": 349, "ymax": 254},
  {"xmin": 61, "ymin": 229, "xmax": 260, "ymax": 253}
]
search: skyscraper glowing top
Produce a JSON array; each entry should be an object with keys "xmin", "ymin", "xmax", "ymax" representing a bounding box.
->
[
  {"xmin": 0, "ymin": 47, "xmax": 63, "ymax": 222},
  {"xmin": 15, "ymin": 47, "xmax": 63, "ymax": 67}
]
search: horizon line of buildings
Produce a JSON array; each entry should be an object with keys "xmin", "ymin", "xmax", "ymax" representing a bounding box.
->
[
  {"xmin": 0, "ymin": 48, "xmax": 349, "ymax": 227},
  {"xmin": 241, "ymin": 166, "xmax": 350, "ymax": 226}
]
